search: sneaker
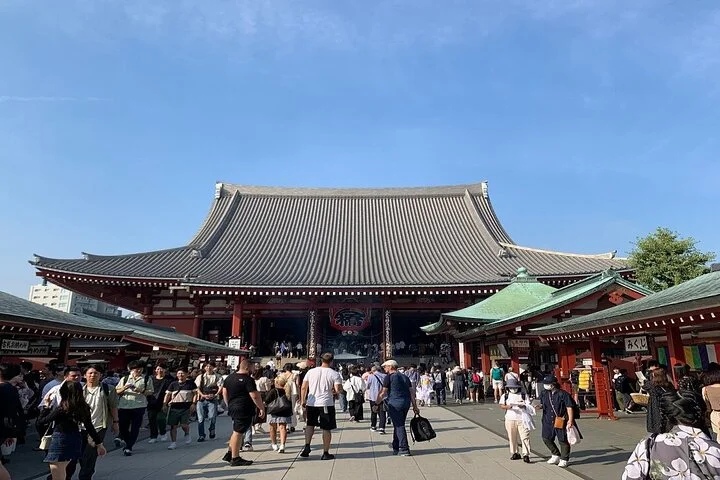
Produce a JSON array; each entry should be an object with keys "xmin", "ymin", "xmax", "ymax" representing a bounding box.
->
[
  {"xmin": 523, "ymin": 456, "xmax": 530, "ymax": 464},
  {"xmin": 271, "ymin": 444, "xmax": 278, "ymax": 451},
  {"xmin": 167, "ymin": 442, "xmax": 177, "ymax": 450},
  {"xmin": 399, "ymin": 450, "xmax": 411, "ymax": 457},
  {"xmin": 547, "ymin": 455, "xmax": 560, "ymax": 465},
  {"xmin": 243, "ymin": 443, "xmax": 253, "ymax": 452},
  {"xmin": 511, "ymin": 453, "xmax": 521, "ymax": 460},
  {"xmin": 392, "ymin": 449, "xmax": 399, "ymax": 456},
  {"xmin": 558, "ymin": 460, "xmax": 569, "ymax": 468},
  {"xmin": 278, "ymin": 444, "xmax": 285, "ymax": 453},
  {"xmin": 148, "ymin": 438, "xmax": 158, "ymax": 444},
  {"xmin": 197, "ymin": 436, "xmax": 205, "ymax": 443},
  {"xmin": 222, "ymin": 450, "xmax": 232, "ymax": 462},
  {"xmin": 185, "ymin": 435, "xmax": 192, "ymax": 445},
  {"xmin": 123, "ymin": 448, "xmax": 132, "ymax": 456},
  {"xmin": 321, "ymin": 452, "xmax": 335, "ymax": 460},
  {"xmin": 289, "ymin": 427, "xmax": 295, "ymax": 433},
  {"xmin": 230, "ymin": 457, "xmax": 253, "ymax": 467},
  {"xmin": 209, "ymin": 432, "xmax": 216, "ymax": 440},
  {"xmin": 114, "ymin": 437, "xmax": 125, "ymax": 448},
  {"xmin": 159, "ymin": 434, "xmax": 169, "ymax": 442},
  {"xmin": 371, "ymin": 427, "xmax": 377, "ymax": 431},
  {"xmin": 300, "ymin": 445, "xmax": 311, "ymax": 458},
  {"xmin": 379, "ymin": 429, "xmax": 385, "ymax": 435}
]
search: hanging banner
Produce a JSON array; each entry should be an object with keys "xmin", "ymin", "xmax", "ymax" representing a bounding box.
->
[{"xmin": 329, "ymin": 308, "xmax": 371, "ymax": 332}]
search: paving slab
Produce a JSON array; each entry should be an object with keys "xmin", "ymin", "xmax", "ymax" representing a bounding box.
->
[{"xmin": 13, "ymin": 404, "xmax": 588, "ymax": 480}]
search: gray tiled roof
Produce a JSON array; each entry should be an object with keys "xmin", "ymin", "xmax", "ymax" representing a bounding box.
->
[
  {"xmin": 33, "ymin": 182, "xmax": 629, "ymax": 288},
  {"xmin": 531, "ymin": 271, "xmax": 720, "ymax": 335}
]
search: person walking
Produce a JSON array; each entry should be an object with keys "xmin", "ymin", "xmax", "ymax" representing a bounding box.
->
[
  {"xmin": 367, "ymin": 365, "xmax": 388, "ymax": 433},
  {"xmin": 38, "ymin": 382, "xmax": 106, "ymax": 480},
  {"xmin": 431, "ymin": 366, "xmax": 447, "ymax": 406},
  {"xmin": 452, "ymin": 367, "xmax": 467, "ymax": 405},
  {"xmin": 277, "ymin": 364, "xmax": 299, "ymax": 433},
  {"xmin": 468, "ymin": 369, "xmax": 483, "ymax": 403},
  {"xmin": 417, "ymin": 370, "xmax": 433, "ymax": 407},
  {"xmin": 164, "ymin": 369, "xmax": 197, "ymax": 450},
  {"xmin": 646, "ymin": 367, "xmax": 676, "ymax": 435},
  {"xmin": 376, "ymin": 360, "xmax": 420, "ymax": 456},
  {"xmin": 264, "ymin": 377, "xmax": 292, "ymax": 453},
  {"xmin": 500, "ymin": 377, "xmax": 532, "ymax": 463},
  {"xmin": 147, "ymin": 364, "xmax": 172, "ymax": 444},
  {"xmin": 222, "ymin": 360, "xmax": 265, "ymax": 467},
  {"xmin": 195, "ymin": 362, "xmax": 223, "ymax": 442},
  {"xmin": 299, "ymin": 352, "xmax": 343, "ymax": 460},
  {"xmin": 64, "ymin": 365, "xmax": 118, "ymax": 480},
  {"xmin": 115, "ymin": 361, "xmax": 153, "ymax": 456},
  {"xmin": 0, "ymin": 363, "xmax": 22, "ymax": 480},
  {"xmin": 490, "ymin": 362, "xmax": 504, "ymax": 403},
  {"xmin": 344, "ymin": 367, "xmax": 366, "ymax": 422},
  {"xmin": 539, "ymin": 375, "xmax": 575, "ymax": 468}
]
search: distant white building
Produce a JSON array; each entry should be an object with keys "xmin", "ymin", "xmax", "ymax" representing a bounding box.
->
[{"xmin": 28, "ymin": 282, "xmax": 121, "ymax": 316}]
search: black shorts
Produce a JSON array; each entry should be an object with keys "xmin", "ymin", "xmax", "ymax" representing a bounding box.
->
[
  {"xmin": 306, "ymin": 406, "xmax": 337, "ymax": 431},
  {"xmin": 230, "ymin": 414, "xmax": 253, "ymax": 434}
]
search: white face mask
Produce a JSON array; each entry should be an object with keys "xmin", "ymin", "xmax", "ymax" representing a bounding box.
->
[
  {"xmin": 543, "ymin": 384, "xmax": 553, "ymax": 391},
  {"xmin": 509, "ymin": 388, "xmax": 520, "ymax": 394}
]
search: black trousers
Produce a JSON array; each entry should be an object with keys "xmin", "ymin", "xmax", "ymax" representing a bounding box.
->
[
  {"xmin": 543, "ymin": 436, "xmax": 571, "ymax": 461},
  {"xmin": 147, "ymin": 407, "xmax": 167, "ymax": 438},
  {"xmin": 369, "ymin": 401, "xmax": 386, "ymax": 430},
  {"xmin": 434, "ymin": 386, "xmax": 446, "ymax": 405},
  {"xmin": 118, "ymin": 408, "xmax": 145, "ymax": 450}
]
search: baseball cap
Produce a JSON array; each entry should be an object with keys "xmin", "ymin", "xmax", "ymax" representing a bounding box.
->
[{"xmin": 381, "ymin": 360, "xmax": 399, "ymax": 368}]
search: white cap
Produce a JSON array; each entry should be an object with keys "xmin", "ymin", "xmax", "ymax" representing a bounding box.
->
[{"xmin": 381, "ymin": 359, "xmax": 399, "ymax": 368}]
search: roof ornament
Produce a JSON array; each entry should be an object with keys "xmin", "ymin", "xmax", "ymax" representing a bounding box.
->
[
  {"xmin": 498, "ymin": 247, "xmax": 513, "ymax": 258},
  {"xmin": 190, "ymin": 249, "xmax": 204, "ymax": 259},
  {"xmin": 214, "ymin": 182, "xmax": 223, "ymax": 199},
  {"xmin": 481, "ymin": 181, "xmax": 489, "ymax": 198}
]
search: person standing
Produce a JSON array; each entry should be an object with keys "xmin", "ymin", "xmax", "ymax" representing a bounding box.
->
[
  {"xmin": 164, "ymin": 369, "xmax": 197, "ymax": 450},
  {"xmin": 300, "ymin": 352, "xmax": 343, "ymax": 460},
  {"xmin": 38, "ymin": 382, "xmax": 106, "ymax": 480},
  {"xmin": 468, "ymin": 369, "xmax": 483, "ymax": 403},
  {"xmin": 195, "ymin": 362, "xmax": 223, "ymax": 442},
  {"xmin": 222, "ymin": 360, "xmax": 265, "ymax": 467},
  {"xmin": 539, "ymin": 375, "xmax": 575, "ymax": 468},
  {"xmin": 417, "ymin": 370, "xmax": 433, "ymax": 407},
  {"xmin": 115, "ymin": 361, "xmax": 153, "ymax": 456},
  {"xmin": 452, "ymin": 367, "xmax": 467, "ymax": 405},
  {"xmin": 343, "ymin": 367, "xmax": 366, "ymax": 422},
  {"xmin": 376, "ymin": 360, "xmax": 420, "ymax": 456},
  {"xmin": 64, "ymin": 365, "xmax": 119, "ymax": 480},
  {"xmin": 500, "ymin": 378, "xmax": 532, "ymax": 463},
  {"xmin": 0, "ymin": 363, "xmax": 22, "ymax": 480},
  {"xmin": 490, "ymin": 362, "xmax": 504, "ymax": 403},
  {"xmin": 431, "ymin": 366, "xmax": 447, "ymax": 406},
  {"xmin": 147, "ymin": 364, "xmax": 172, "ymax": 444},
  {"xmin": 405, "ymin": 364, "xmax": 420, "ymax": 394},
  {"xmin": 367, "ymin": 365, "xmax": 388, "ymax": 433}
]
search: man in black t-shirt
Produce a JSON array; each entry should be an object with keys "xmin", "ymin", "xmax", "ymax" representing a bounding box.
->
[{"xmin": 221, "ymin": 360, "xmax": 265, "ymax": 467}]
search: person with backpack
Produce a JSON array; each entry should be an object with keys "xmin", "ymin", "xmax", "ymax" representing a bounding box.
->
[
  {"xmin": 468, "ymin": 369, "xmax": 483, "ymax": 403},
  {"xmin": 376, "ymin": 360, "xmax": 420, "ymax": 457},
  {"xmin": 500, "ymin": 377, "xmax": 532, "ymax": 463},
  {"xmin": 195, "ymin": 362, "xmax": 223, "ymax": 442},
  {"xmin": 539, "ymin": 375, "xmax": 576, "ymax": 468},
  {"xmin": 490, "ymin": 362, "xmax": 504, "ymax": 403},
  {"xmin": 63, "ymin": 365, "xmax": 118, "ymax": 480},
  {"xmin": 115, "ymin": 361, "xmax": 153, "ymax": 456},
  {"xmin": 431, "ymin": 366, "xmax": 447, "ymax": 406}
]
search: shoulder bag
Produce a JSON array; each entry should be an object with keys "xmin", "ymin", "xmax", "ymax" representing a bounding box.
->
[
  {"xmin": 39, "ymin": 423, "xmax": 54, "ymax": 451},
  {"xmin": 266, "ymin": 390, "xmax": 292, "ymax": 416}
]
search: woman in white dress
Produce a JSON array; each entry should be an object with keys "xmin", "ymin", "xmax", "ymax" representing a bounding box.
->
[{"xmin": 417, "ymin": 370, "xmax": 433, "ymax": 406}]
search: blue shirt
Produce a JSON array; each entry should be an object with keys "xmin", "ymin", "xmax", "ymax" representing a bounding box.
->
[
  {"xmin": 366, "ymin": 372, "xmax": 386, "ymax": 402},
  {"xmin": 383, "ymin": 372, "xmax": 412, "ymax": 408}
]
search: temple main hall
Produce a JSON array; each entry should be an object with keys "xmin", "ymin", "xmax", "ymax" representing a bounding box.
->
[{"xmin": 32, "ymin": 182, "xmax": 629, "ymax": 361}]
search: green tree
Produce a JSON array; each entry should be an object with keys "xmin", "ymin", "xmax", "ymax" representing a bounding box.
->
[{"xmin": 629, "ymin": 227, "xmax": 715, "ymax": 292}]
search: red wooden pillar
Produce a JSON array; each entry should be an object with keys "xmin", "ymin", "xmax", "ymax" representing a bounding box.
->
[
  {"xmin": 589, "ymin": 336, "xmax": 614, "ymax": 419},
  {"xmin": 667, "ymin": 325, "xmax": 686, "ymax": 384},
  {"xmin": 480, "ymin": 342, "xmax": 491, "ymax": 374},
  {"xmin": 231, "ymin": 301, "xmax": 243, "ymax": 338},
  {"xmin": 556, "ymin": 342, "xmax": 574, "ymax": 395},
  {"xmin": 461, "ymin": 343, "xmax": 472, "ymax": 369},
  {"xmin": 510, "ymin": 350, "xmax": 520, "ymax": 373},
  {"xmin": 250, "ymin": 315, "xmax": 258, "ymax": 347}
]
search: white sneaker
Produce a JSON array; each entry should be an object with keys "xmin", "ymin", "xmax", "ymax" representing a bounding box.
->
[
  {"xmin": 159, "ymin": 434, "xmax": 169, "ymax": 442},
  {"xmin": 558, "ymin": 460, "xmax": 569, "ymax": 468},
  {"xmin": 148, "ymin": 438, "xmax": 158, "ymax": 444},
  {"xmin": 547, "ymin": 455, "xmax": 560, "ymax": 465},
  {"xmin": 271, "ymin": 444, "xmax": 278, "ymax": 451},
  {"xmin": 167, "ymin": 442, "xmax": 177, "ymax": 450},
  {"xmin": 278, "ymin": 444, "xmax": 285, "ymax": 453},
  {"xmin": 184, "ymin": 435, "xmax": 192, "ymax": 445}
]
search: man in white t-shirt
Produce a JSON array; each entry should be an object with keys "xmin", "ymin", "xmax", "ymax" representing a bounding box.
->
[{"xmin": 300, "ymin": 352, "xmax": 343, "ymax": 460}]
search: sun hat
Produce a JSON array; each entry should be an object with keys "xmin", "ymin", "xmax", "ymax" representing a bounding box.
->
[
  {"xmin": 381, "ymin": 359, "xmax": 399, "ymax": 368},
  {"xmin": 295, "ymin": 360, "xmax": 308, "ymax": 370},
  {"xmin": 505, "ymin": 377, "xmax": 521, "ymax": 389}
]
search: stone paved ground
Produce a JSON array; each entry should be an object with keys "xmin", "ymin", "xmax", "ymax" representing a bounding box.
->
[
  {"xmin": 445, "ymin": 399, "xmax": 648, "ymax": 480},
  {"xmin": 13, "ymin": 404, "xmax": 588, "ymax": 480}
]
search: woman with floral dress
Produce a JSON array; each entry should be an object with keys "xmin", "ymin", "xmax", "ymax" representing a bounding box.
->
[{"xmin": 623, "ymin": 389, "xmax": 719, "ymax": 479}]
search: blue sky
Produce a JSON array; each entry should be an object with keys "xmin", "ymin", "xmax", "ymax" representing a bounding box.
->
[{"xmin": 1, "ymin": 1, "xmax": 719, "ymax": 298}]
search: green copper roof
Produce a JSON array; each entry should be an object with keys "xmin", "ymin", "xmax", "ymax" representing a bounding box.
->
[
  {"xmin": 531, "ymin": 271, "xmax": 720, "ymax": 336},
  {"xmin": 455, "ymin": 270, "xmax": 651, "ymax": 340},
  {"xmin": 421, "ymin": 268, "xmax": 556, "ymax": 334}
]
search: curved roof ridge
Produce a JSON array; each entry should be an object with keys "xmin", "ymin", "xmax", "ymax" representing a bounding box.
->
[
  {"xmin": 218, "ymin": 181, "xmax": 488, "ymax": 198},
  {"xmin": 31, "ymin": 247, "xmax": 190, "ymax": 264},
  {"xmin": 499, "ymin": 242, "xmax": 617, "ymax": 259}
]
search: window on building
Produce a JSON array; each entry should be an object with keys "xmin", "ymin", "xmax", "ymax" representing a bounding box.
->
[{"xmin": 59, "ymin": 302, "xmax": 68, "ymax": 308}]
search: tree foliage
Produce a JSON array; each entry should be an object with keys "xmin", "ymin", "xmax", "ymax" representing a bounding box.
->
[{"xmin": 629, "ymin": 227, "xmax": 715, "ymax": 292}]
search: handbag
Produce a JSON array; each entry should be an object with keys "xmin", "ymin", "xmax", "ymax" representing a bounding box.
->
[
  {"xmin": 266, "ymin": 391, "xmax": 292, "ymax": 416},
  {"xmin": 39, "ymin": 424, "xmax": 54, "ymax": 451}
]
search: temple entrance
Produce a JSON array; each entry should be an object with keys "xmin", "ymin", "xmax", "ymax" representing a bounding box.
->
[
  {"xmin": 256, "ymin": 316, "xmax": 307, "ymax": 356},
  {"xmin": 319, "ymin": 309, "xmax": 382, "ymax": 362},
  {"xmin": 201, "ymin": 318, "xmax": 231, "ymax": 344},
  {"xmin": 391, "ymin": 311, "xmax": 443, "ymax": 359}
]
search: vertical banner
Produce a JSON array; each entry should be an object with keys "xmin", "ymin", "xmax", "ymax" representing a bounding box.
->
[
  {"xmin": 383, "ymin": 309, "xmax": 392, "ymax": 361},
  {"xmin": 458, "ymin": 342, "xmax": 466, "ymax": 369},
  {"xmin": 307, "ymin": 310, "xmax": 317, "ymax": 361}
]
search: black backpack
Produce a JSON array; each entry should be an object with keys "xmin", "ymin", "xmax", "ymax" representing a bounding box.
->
[{"xmin": 410, "ymin": 415, "xmax": 436, "ymax": 443}]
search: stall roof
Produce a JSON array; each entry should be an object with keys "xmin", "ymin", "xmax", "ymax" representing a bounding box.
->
[
  {"xmin": 531, "ymin": 271, "xmax": 720, "ymax": 336},
  {"xmin": 456, "ymin": 270, "xmax": 651, "ymax": 340},
  {"xmin": 0, "ymin": 291, "xmax": 132, "ymax": 339}
]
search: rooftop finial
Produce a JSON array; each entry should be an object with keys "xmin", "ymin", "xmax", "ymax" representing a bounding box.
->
[
  {"xmin": 516, "ymin": 267, "xmax": 529, "ymax": 277},
  {"xmin": 481, "ymin": 181, "xmax": 489, "ymax": 198},
  {"xmin": 214, "ymin": 182, "xmax": 223, "ymax": 199}
]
